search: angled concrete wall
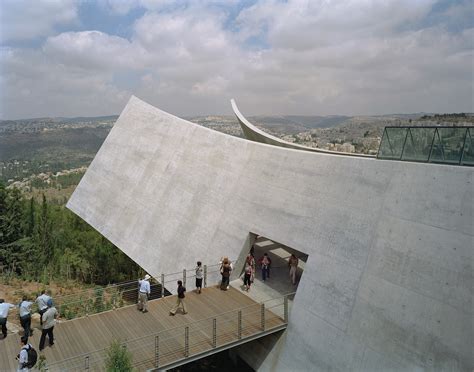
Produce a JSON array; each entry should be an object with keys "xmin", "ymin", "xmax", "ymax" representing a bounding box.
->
[
  {"xmin": 231, "ymin": 99, "xmax": 374, "ymax": 158},
  {"xmin": 67, "ymin": 96, "xmax": 473, "ymax": 371}
]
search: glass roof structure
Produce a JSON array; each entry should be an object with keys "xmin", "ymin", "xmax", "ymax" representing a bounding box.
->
[{"xmin": 377, "ymin": 126, "xmax": 473, "ymax": 166}]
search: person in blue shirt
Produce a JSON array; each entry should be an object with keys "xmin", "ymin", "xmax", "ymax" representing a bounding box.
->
[
  {"xmin": 0, "ymin": 298, "xmax": 15, "ymax": 338},
  {"xmin": 138, "ymin": 274, "xmax": 151, "ymax": 313},
  {"xmin": 18, "ymin": 296, "xmax": 34, "ymax": 339},
  {"xmin": 35, "ymin": 290, "xmax": 51, "ymax": 326}
]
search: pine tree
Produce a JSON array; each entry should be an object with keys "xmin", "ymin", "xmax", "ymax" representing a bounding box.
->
[
  {"xmin": 27, "ymin": 197, "xmax": 35, "ymax": 236},
  {"xmin": 35, "ymin": 194, "xmax": 53, "ymax": 266}
]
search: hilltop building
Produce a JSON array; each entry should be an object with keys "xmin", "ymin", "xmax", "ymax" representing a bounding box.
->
[{"xmin": 68, "ymin": 96, "xmax": 472, "ymax": 371}]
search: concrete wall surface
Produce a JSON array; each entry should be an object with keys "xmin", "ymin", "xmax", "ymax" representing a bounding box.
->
[{"xmin": 67, "ymin": 96, "xmax": 473, "ymax": 371}]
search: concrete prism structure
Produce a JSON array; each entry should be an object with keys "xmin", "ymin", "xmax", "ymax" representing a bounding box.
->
[{"xmin": 67, "ymin": 96, "xmax": 473, "ymax": 371}]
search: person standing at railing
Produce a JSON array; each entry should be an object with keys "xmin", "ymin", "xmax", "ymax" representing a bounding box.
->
[
  {"xmin": 35, "ymin": 290, "xmax": 51, "ymax": 326},
  {"xmin": 39, "ymin": 299, "xmax": 57, "ymax": 351},
  {"xmin": 195, "ymin": 261, "xmax": 203, "ymax": 294},
  {"xmin": 18, "ymin": 296, "xmax": 34, "ymax": 339},
  {"xmin": 137, "ymin": 274, "xmax": 151, "ymax": 313},
  {"xmin": 288, "ymin": 254, "xmax": 299, "ymax": 285},
  {"xmin": 169, "ymin": 280, "xmax": 187, "ymax": 315},
  {"xmin": 0, "ymin": 298, "xmax": 15, "ymax": 339},
  {"xmin": 220, "ymin": 257, "xmax": 232, "ymax": 290}
]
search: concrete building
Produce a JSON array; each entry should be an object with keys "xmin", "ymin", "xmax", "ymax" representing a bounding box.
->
[{"xmin": 67, "ymin": 96, "xmax": 473, "ymax": 371}]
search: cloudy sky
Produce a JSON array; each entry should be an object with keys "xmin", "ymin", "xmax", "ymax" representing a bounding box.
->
[{"xmin": 0, "ymin": 0, "xmax": 472, "ymax": 119}]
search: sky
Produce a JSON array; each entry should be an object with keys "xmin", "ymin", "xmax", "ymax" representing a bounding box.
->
[{"xmin": 0, "ymin": 0, "xmax": 473, "ymax": 119}]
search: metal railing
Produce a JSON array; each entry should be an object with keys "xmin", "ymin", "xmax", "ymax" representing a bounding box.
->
[
  {"xmin": 45, "ymin": 291, "xmax": 292, "ymax": 371},
  {"xmin": 9, "ymin": 258, "xmax": 242, "ymax": 321}
]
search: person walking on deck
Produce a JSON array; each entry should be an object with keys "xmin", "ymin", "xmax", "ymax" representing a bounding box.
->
[
  {"xmin": 243, "ymin": 263, "xmax": 252, "ymax": 291},
  {"xmin": 39, "ymin": 299, "xmax": 57, "ymax": 351},
  {"xmin": 17, "ymin": 336, "xmax": 36, "ymax": 371},
  {"xmin": 18, "ymin": 296, "xmax": 34, "ymax": 339},
  {"xmin": 169, "ymin": 280, "xmax": 187, "ymax": 315},
  {"xmin": 138, "ymin": 274, "xmax": 151, "ymax": 313},
  {"xmin": 195, "ymin": 261, "xmax": 203, "ymax": 294},
  {"xmin": 289, "ymin": 254, "xmax": 299, "ymax": 285},
  {"xmin": 35, "ymin": 290, "xmax": 51, "ymax": 326},
  {"xmin": 0, "ymin": 299, "xmax": 15, "ymax": 339}
]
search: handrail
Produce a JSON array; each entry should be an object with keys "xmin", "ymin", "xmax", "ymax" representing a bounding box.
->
[
  {"xmin": 46, "ymin": 291, "xmax": 294, "ymax": 371},
  {"xmin": 8, "ymin": 258, "xmax": 242, "ymax": 320}
]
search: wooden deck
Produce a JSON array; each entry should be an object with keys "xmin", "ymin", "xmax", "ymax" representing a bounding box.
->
[{"xmin": 0, "ymin": 286, "xmax": 286, "ymax": 371}]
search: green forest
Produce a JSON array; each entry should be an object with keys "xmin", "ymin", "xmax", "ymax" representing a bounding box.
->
[{"xmin": 0, "ymin": 182, "xmax": 140, "ymax": 285}]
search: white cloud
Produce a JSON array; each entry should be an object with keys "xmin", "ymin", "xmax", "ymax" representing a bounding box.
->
[
  {"xmin": 0, "ymin": 0, "xmax": 472, "ymax": 119},
  {"xmin": 0, "ymin": 0, "xmax": 78, "ymax": 43},
  {"xmin": 43, "ymin": 31, "xmax": 146, "ymax": 70}
]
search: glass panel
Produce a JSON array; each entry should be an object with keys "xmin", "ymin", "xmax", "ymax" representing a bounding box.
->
[
  {"xmin": 461, "ymin": 128, "xmax": 474, "ymax": 166},
  {"xmin": 430, "ymin": 127, "xmax": 468, "ymax": 164},
  {"xmin": 401, "ymin": 128, "xmax": 435, "ymax": 162},
  {"xmin": 378, "ymin": 128, "xmax": 407, "ymax": 159}
]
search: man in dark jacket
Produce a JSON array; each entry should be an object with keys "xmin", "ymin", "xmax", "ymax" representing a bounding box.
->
[{"xmin": 169, "ymin": 281, "xmax": 187, "ymax": 315}]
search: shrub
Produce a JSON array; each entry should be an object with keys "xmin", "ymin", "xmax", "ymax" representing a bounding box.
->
[{"xmin": 105, "ymin": 340, "xmax": 133, "ymax": 372}]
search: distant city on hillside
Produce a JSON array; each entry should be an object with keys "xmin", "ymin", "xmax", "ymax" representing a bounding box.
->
[{"xmin": 1, "ymin": 112, "xmax": 473, "ymax": 203}]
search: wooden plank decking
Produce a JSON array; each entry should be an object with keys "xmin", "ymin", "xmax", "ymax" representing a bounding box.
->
[{"xmin": 0, "ymin": 286, "xmax": 286, "ymax": 371}]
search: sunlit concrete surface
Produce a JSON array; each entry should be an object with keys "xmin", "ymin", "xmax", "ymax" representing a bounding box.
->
[
  {"xmin": 68, "ymin": 96, "xmax": 473, "ymax": 371},
  {"xmin": 231, "ymin": 99, "xmax": 374, "ymax": 158}
]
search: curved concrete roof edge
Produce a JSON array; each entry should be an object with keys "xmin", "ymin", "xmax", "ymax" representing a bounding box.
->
[{"xmin": 231, "ymin": 98, "xmax": 375, "ymax": 158}]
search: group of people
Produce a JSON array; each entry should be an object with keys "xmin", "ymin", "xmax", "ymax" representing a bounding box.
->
[
  {"xmin": 241, "ymin": 251, "xmax": 273, "ymax": 291},
  {"xmin": 137, "ymin": 261, "xmax": 204, "ymax": 316},
  {"xmin": 241, "ymin": 246, "xmax": 300, "ymax": 290},
  {"xmin": 0, "ymin": 290, "xmax": 58, "ymax": 370},
  {"xmin": 137, "ymin": 249, "xmax": 300, "ymax": 316}
]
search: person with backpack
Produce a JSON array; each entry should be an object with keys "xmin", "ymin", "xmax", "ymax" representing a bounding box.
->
[
  {"xmin": 17, "ymin": 335, "xmax": 37, "ymax": 371},
  {"xmin": 220, "ymin": 257, "xmax": 232, "ymax": 290},
  {"xmin": 169, "ymin": 280, "xmax": 187, "ymax": 315},
  {"xmin": 39, "ymin": 299, "xmax": 58, "ymax": 351},
  {"xmin": 0, "ymin": 298, "xmax": 15, "ymax": 339},
  {"xmin": 18, "ymin": 296, "xmax": 34, "ymax": 339}
]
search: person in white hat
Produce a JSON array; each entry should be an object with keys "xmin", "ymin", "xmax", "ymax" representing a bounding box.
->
[{"xmin": 138, "ymin": 274, "xmax": 151, "ymax": 313}]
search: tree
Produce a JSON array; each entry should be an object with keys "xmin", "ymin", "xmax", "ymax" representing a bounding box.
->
[
  {"xmin": 27, "ymin": 197, "xmax": 35, "ymax": 236},
  {"xmin": 105, "ymin": 340, "xmax": 133, "ymax": 372},
  {"xmin": 3, "ymin": 187, "xmax": 24, "ymax": 244},
  {"xmin": 35, "ymin": 194, "xmax": 53, "ymax": 267}
]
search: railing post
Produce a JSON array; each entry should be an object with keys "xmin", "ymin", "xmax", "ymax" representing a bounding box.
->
[
  {"xmin": 161, "ymin": 273, "xmax": 165, "ymax": 298},
  {"xmin": 284, "ymin": 295, "xmax": 288, "ymax": 323},
  {"xmin": 155, "ymin": 335, "xmax": 159, "ymax": 367},
  {"xmin": 183, "ymin": 269, "xmax": 187, "ymax": 287},
  {"xmin": 185, "ymin": 326, "xmax": 189, "ymax": 357},
  {"xmin": 261, "ymin": 303, "xmax": 265, "ymax": 331},
  {"xmin": 212, "ymin": 318, "xmax": 217, "ymax": 348},
  {"xmin": 203, "ymin": 265, "xmax": 208, "ymax": 288},
  {"xmin": 238, "ymin": 310, "xmax": 242, "ymax": 340},
  {"xmin": 84, "ymin": 355, "xmax": 89, "ymax": 370}
]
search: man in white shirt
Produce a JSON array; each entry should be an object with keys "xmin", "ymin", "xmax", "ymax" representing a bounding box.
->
[
  {"xmin": 0, "ymin": 298, "xmax": 15, "ymax": 338},
  {"xmin": 35, "ymin": 290, "xmax": 51, "ymax": 326},
  {"xmin": 39, "ymin": 299, "xmax": 58, "ymax": 351},
  {"xmin": 17, "ymin": 336, "xmax": 33, "ymax": 371},
  {"xmin": 137, "ymin": 274, "xmax": 151, "ymax": 313},
  {"xmin": 18, "ymin": 296, "xmax": 34, "ymax": 339}
]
